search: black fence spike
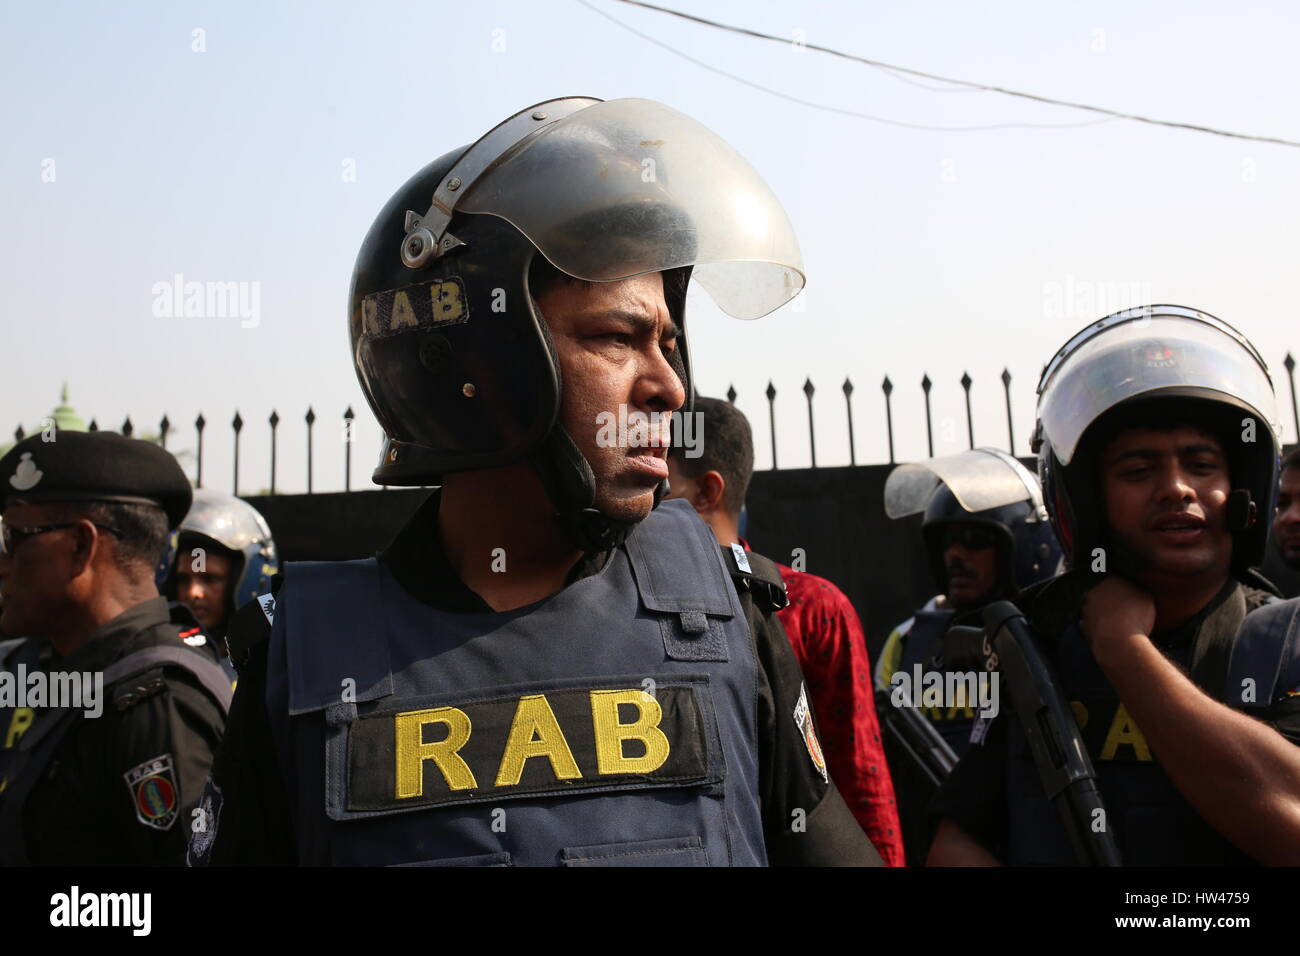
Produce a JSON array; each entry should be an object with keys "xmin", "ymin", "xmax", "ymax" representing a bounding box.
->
[
  {"xmin": 842, "ymin": 377, "xmax": 856, "ymax": 466},
  {"xmin": 802, "ymin": 378, "xmax": 816, "ymax": 468},
  {"xmin": 960, "ymin": 371, "xmax": 974, "ymax": 449},
  {"xmin": 305, "ymin": 407, "xmax": 316, "ymax": 495},
  {"xmin": 343, "ymin": 406, "xmax": 355, "ymax": 492},
  {"xmin": 159, "ymin": 414, "xmax": 170, "ymax": 450},
  {"xmin": 195, "ymin": 413, "xmax": 206, "ymax": 489},
  {"xmin": 881, "ymin": 376, "xmax": 894, "ymax": 465},
  {"xmin": 1285, "ymin": 353, "xmax": 1299, "ymax": 445},
  {"xmin": 231, "ymin": 410, "xmax": 243, "ymax": 496},
  {"xmin": 88, "ymin": 419, "xmax": 99, "ymax": 432},
  {"xmin": 269, "ymin": 410, "xmax": 280, "ymax": 496},
  {"xmin": 765, "ymin": 381, "xmax": 777, "ymax": 470},
  {"xmin": 1001, "ymin": 367, "xmax": 1015, "ymax": 454},
  {"xmin": 921, "ymin": 373, "xmax": 933, "ymax": 458},
  {"xmin": 14, "ymin": 425, "xmax": 25, "ymax": 442},
  {"xmin": 726, "ymin": 384, "xmax": 737, "ymax": 404},
  {"xmin": 121, "ymin": 416, "xmax": 133, "ymax": 438}
]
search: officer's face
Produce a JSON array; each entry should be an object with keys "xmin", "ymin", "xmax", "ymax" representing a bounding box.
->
[
  {"xmin": 1274, "ymin": 466, "xmax": 1300, "ymax": 568},
  {"xmin": 0, "ymin": 501, "xmax": 89, "ymax": 637},
  {"xmin": 535, "ymin": 272, "xmax": 686, "ymax": 523},
  {"xmin": 1097, "ymin": 425, "xmax": 1233, "ymax": 581},
  {"xmin": 940, "ymin": 525, "xmax": 1002, "ymax": 610},
  {"xmin": 175, "ymin": 550, "xmax": 232, "ymax": 631}
]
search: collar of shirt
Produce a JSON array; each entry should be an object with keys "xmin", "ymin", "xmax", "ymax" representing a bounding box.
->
[
  {"xmin": 1151, "ymin": 577, "xmax": 1240, "ymax": 650},
  {"xmin": 55, "ymin": 595, "xmax": 172, "ymax": 672},
  {"xmin": 380, "ymin": 489, "xmax": 612, "ymax": 613}
]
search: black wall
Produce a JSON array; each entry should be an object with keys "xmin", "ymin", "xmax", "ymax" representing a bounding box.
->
[{"xmin": 245, "ymin": 462, "xmax": 1300, "ymax": 664}]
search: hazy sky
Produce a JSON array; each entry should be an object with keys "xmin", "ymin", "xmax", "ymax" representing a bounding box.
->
[{"xmin": 4, "ymin": 0, "xmax": 1298, "ymax": 493}]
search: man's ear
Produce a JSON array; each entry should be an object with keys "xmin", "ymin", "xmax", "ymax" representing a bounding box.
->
[
  {"xmin": 66, "ymin": 520, "xmax": 101, "ymax": 578},
  {"xmin": 696, "ymin": 470, "xmax": 727, "ymax": 514}
]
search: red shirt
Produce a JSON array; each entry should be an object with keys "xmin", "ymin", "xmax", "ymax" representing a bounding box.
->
[{"xmin": 745, "ymin": 542, "xmax": 904, "ymax": 866}]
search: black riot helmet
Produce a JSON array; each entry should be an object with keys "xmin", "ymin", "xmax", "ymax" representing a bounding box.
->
[
  {"xmin": 885, "ymin": 447, "xmax": 1062, "ymax": 597},
  {"xmin": 349, "ymin": 97, "xmax": 805, "ymax": 549},
  {"xmin": 1031, "ymin": 305, "xmax": 1280, "ymax": 573}
]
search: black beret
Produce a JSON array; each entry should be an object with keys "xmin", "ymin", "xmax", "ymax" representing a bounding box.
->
[{"xmin": 0, "ymin": 431, "xmax": 193, "ymax": 529}]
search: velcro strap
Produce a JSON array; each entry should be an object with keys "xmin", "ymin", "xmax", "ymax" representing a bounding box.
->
[{"xmin": 678, "ymin": 610, "xmax": 709, "ymax": 634}]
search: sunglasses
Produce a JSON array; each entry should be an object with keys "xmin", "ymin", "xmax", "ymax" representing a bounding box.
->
[
  {"xmin": 0, "ymin": 520, "xmax": 123, "ymax": 556},
  {"xmin": 939, "ymin": 525, "xmax": 999, "ymax": 551}
]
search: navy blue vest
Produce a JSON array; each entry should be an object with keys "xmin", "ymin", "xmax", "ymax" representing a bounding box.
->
[
  {"xmin": 1004, "ymin": 595, "xmax": 1299, "ymax": 865},
  {"xmin": 897, "ymin": 609, "xmax": 974, "ymax": 755},
  {"xmin": 265, "ymin": 499, "xmax": 767, "ymax": 866}
]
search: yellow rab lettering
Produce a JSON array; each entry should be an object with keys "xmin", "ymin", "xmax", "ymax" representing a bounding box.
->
[
  {"xmin": 390, "ymin": 291, "xmax": 418, "ymax": 329},
  {"xmin": 495, "ymin": 694, "xmax": 581, "ymax": 787},
  {"xmin": 1099, "ymin": 702, "xmax": 1152, "ymax": 761},
  {"xmin": 431, "ymin": 281, "xmax": 464, "ymax": 323},
  {"xmin": 4, "ymin": 707, "xmax": 33, "ymax": 749},
  {"xmin": 590, "ymin": 689, "xmax": 670, "ymax": 775},
  {"xmin": 394, "ymin": 707, "xmax": 477, "ymax": 798}
]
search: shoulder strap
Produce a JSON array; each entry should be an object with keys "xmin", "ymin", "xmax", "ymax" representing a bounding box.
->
[
  {"xmin": 719, "ymin": 545, "xmax": 789, "ymax": 614},
  {"xmin": 1188, "ymin": 584, "xmax": 1248, "ymax": 697},
  {"xmin": 227, "ymin": 573, "xmax": 283, "ymax": 665},
  {"xmin": 102, "ymin": 645, "xmax": 234, "ymax": 714},
  {"xmin": 1224, "ymin": 598, "xmax": 1300, "ymax": 710}
]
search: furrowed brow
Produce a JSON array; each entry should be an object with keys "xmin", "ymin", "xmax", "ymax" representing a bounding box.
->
[{"xmin": 596, "ymin": 309, "xmax": 676, "ymax": 341}]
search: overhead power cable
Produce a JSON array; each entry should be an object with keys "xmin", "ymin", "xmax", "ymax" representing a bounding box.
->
[
  {"xmin": 603, "ymin": 0, "xmax": 1300, "ymax": 148},
  {"xmin": 578, "ymin": 0, "xmax": 1115, "ymax": 132}
]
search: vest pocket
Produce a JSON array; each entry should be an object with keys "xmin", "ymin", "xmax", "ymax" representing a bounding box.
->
[
  {"xmin": 389, "ymin": 851, "xmax": 513, "ymax": 867},
  {"xmin": 561, "ymin": 835, "xmax": 707, "ymax": 867}
]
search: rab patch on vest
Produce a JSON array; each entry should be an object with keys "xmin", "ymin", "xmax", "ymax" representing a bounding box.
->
[
  {"xmin": 360, "ymin": 277, "xmax": 469, "ymax": 339},
  {"xmin": 124, "ymin": 754, "xmax": 180, "ymax": 831},
  {"xmin": 793, "ymin": 684, "xmax": 828, "ymax": 783},
  {"xmin": 346, "ymin": 685, "xmax": 711, "ymax": 812}
]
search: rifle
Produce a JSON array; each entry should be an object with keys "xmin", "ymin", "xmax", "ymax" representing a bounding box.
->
[
  {"xmin": 966, "ymin": 600, "xmax": 1123, "ymax": 866},
  {"xmin": 874, "ymin": 686, "xmax": 959, "ymax": 789}
]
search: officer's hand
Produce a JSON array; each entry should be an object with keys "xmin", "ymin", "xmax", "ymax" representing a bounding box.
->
[{"xmin": 1080, "ymin": 575, "xmax": 1156, "ymax": 661}]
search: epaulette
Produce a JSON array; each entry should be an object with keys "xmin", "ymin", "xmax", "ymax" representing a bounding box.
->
[
  {"xmin": 227, "ymin": 572, "xmax": 284, "ymax": 671},
  {"xmin": 112, "ymin": 666, "xmax": 169, "ymax": 712},
  {"xmin": 720, "ymin": 544, "xmax": 789, "ymax": 614}
]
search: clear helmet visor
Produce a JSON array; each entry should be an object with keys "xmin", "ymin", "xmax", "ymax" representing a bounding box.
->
[
  {"xmin": 458, "ymin": 98, "xmax": 805, "ymax": 320},
  {"xmin": 884, "ymin": 447, "xmax": 1044, "ymax": 518},
  {"xmin": 1036, "ymin": 309, "xmax": 1279, "ymax": 465},
  {"xmin": 181, "ymin": 489, "xmax": 274, "ymax": 554}
]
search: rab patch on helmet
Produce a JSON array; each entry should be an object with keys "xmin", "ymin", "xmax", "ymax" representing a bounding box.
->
[{"xmin": 361, "ymin": 277, "xmax": 470, "ymax": 339}]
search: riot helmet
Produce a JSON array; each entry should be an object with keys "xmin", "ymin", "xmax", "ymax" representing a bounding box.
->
[
  {"xmin": 349, "ymin": 97, "xmax": 805, "ymax": 548},
  {"xmin": 1031, "ymin": 305, "xmax": 1280, "ymax": 572},
  {"xmin": 173, "ymin": 489, "xmax": 279, "ymax": 612},
  {"xmin": 885, "ymin": 447, "xmax": 1061, "ymax": 598}
]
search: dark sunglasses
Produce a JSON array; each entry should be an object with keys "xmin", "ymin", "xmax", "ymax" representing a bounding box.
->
[
  {"xmin": 0, "ymin": 520, "xmax": 123, "ymax": 556},
  {"xmin": 939, "ymin": 524, "xmax": 999, "ymax": 551}
]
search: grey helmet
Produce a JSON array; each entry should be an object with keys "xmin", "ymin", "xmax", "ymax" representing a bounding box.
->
[
  {"xmin": 176, "ymin": 489, "xmax": 279, "ymax": 610},
  {"xmin": 1031, "ymin": 305, "xmax": 1280, "ymax": 572},
  {"xmin": 348, "ymin": 97, "xmax": 805, "ymax": 549}
]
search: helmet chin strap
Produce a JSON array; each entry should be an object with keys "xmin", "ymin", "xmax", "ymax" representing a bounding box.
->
[{"xmin": 530, "ymin": 427, "xmax": 665, "ymax": 553}]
